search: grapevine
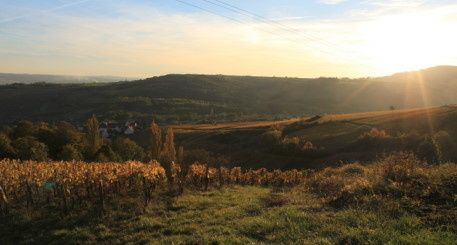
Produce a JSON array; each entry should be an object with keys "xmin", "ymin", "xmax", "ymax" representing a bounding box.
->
[{"xmin": 0, "ymin": 159, "xmax": 308, "ymax": 215}]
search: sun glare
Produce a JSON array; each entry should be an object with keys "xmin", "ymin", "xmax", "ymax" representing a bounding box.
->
[{"xmin": 361, "ymin": 11, "xmax": 456, "ymax": 73}]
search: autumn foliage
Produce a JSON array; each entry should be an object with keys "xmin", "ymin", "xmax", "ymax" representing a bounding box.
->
[{"xmin": 0, "ymin": 159, "xmax": 309, "ymax": 215}]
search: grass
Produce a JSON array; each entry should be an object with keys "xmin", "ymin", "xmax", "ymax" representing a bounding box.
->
[
  {"xmin": 166, "ymin": 105, "xmax": 457, "ymax": 170},
  {"xmin": 171, "ymin": 118, "xmax": 303, "ymax": 131},
  {"xmin": 2, "ymin": 181, "xmax": 455, "ymax": 244},
  {"xmin": 173, "ymin": 106, "xmax": 453, "ymax": 131},
  {"xmin": 173, "ymin": 106, "xmax": 457, "ymax": 135},
  {"xmin": 1, "ymin": 154, "xmax": 455, "ymax": 244},
  {"xmin": 4, "ymin": 189, "xmax": 455, "ymax": 244}
]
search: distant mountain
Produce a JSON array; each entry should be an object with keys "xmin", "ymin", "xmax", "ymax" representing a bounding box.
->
[
  {"xmin": 0, "ymin": 73, "xmax": 140, "ymax": 84},
  {"xmin": 380, "ymin": 65, "xmax": 457, "ymax": 84},
  {"xmin": 0, "ymin": 66, "xmax": 456, "ymax": 125}
]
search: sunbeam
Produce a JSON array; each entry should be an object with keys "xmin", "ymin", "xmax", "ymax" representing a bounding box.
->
[{"xmin": 415, "ymin": 70, "xmax": 435, "ymax": 135}]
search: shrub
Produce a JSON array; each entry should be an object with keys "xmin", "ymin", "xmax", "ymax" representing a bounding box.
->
[
  {"xmin": 308, "ymin": 168, "xmax": 347, "ymax": 199},
  {"xmin": 417, "ymin": 136, "xmax": 442, "ymax": 164},
  {"xmin": 349, "ymin": 128, "xmax": 399, "ymax": 152},
  {"xmin": 260, "ymin": 128, "xmax": 282, "ymax": 147},
  {"xmin": 338, "ymin": 163, "xmax": 366, "ymax": 176},
  {"xmin": 307, "ymin": 153, "xmax": 456, "ymax": 215},
  {"xmin": 379, "ymin": 152, "xmax": 423, "ymax": 183}
]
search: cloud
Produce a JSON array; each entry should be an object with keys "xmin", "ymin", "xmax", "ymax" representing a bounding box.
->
[
  {"xmin": 1, "ymin": 1, "xmax": 456, "ymax": 77},
  {"xmin": 270, "ymin": 16, "xmax": 309, "ymax": 21},
  {"xmin": 367, "ymin": 0, "xmax": 426, "ymax": 7},
  {"xmin": 0, "ymin": 0, "xmax": 90, "ymax": 24},
  {"xmin": 0, "ymin": 49, "xmax": 46, "ymax": 56},
  {"xmin": 318, "ymin": 0, "xmax": 349, "ymax": 5}
]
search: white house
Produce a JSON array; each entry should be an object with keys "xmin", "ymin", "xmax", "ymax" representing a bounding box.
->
[
  {"xmin": 124, "ymin": 126, "xmax": 134, "ymax": 135},
  {"xmin": 99, "ymin": 128, "xmax": 109, "ymax": 138}
]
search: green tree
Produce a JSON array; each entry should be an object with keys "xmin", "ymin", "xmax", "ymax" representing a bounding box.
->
[
  {"xmin": 85, "ymin": 115, "xmax": 102, "ymax": 160},
  {"xmin": 35, "ymin": 122, "xmax": 61, "ymax": 159},
  {"xmin": 96, "ymin": 144, "xmax": 121, "ymax": 162},
  {"xmin": 161, "ymin": 128, "xmax": 176, "ymax": 163},
  {"xmin": 433, "ymin": 130, "xmax": 454, "ymax": 160},
  {"xmin": 0, "ymin": 133, "xmax": 15, "ymax": 159},
  {"xmin": 160, "ymin": 128, "xmax": 176, "ymax": 178},
  {"xmin": 1, "ymin": 125, "xmax": 12, "ymax": 135},
  {"xmin": 149, "ymin": 121, "xmax": 162, "ymax": 160},
  {"xmin": 112, "ymin": 137, "xmax": 145, "ymax": 161},
  {"xmin": 60, "ymin": 144, "xmax": 83, "ymax": 161},
  {"xmin": 10, "ymin": 120, "xmax": 36, "ymax": 139},
  {"xmin": 261, "ymin": 128, "xmax": 282, "ymax": 148},
  {"xmin": 57, "ymin": 121, "xmax": 83, "ymax": 145},
  {"xmin": 417, "ymin": 136, "xmax": 442, "ymax": 164},
  {"xmin": 12, "ymin": 136, "xmax": 48, "ymax": 161}
]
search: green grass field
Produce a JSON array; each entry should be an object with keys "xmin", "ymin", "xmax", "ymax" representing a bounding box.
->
[{"xmin": 2, "ymin": 185, "xmax": 455, "ymax": 244}]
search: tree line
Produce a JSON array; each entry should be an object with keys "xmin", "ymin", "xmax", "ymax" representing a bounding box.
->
[
  {"xmin": 0, "ymin": 116, "xmax": 146, "ymax": 162},
  {"xmin": 0, "ymin": 116, "xmax": 230, "ymax": 172},
  {"xmin": 0, "ymin": 116, "xmax": 180, "ymax": 163}
]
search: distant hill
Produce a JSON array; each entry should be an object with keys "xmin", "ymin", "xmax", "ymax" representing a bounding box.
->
[
  {"xmin": 0, "ymin": 73, "xmax": 139, "ymax": 85},
  {"xmin": 382, "ymin": 65, "xmax": 457, "ymax": 84},
  {"xmin": 0, "ymin": 66, "xmax": 456, "ymax": 125}
]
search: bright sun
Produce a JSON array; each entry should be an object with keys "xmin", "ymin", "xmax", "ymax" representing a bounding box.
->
[{"xmin": 360, "ymin": 10, "xmax": 456, "ymax": 73}]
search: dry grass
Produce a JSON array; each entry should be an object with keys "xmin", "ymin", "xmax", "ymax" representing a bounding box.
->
[
  {"xmin": 171, "ymin": 118, "xmax": 304, "ymax": 131},
  {"xmin": 319, "ymin": 107, "xmax": 439, "ymax": 123},
  {"xmin": 307, "ymin": 153, "xmax": 457, "ymax": 232},
  {"xmin": 176, "ymin": 107, "xmax": 435, "ymax": 132},
  {"xmin": 173, "ymin": 106, "xmax": 455, "ymax": 133}
]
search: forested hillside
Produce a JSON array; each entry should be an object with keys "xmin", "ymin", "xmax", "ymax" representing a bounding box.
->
[{"xmin": 0, "ymin": 66, "xmax": 456, "ymax": 125}]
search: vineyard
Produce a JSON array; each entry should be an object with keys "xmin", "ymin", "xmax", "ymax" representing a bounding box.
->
[
  {"xmin": 0, "ymin": 156, "xmax": 456, "ymax": 244},
  {"xmin": 0, "ymin": 160, "xmax": 310, "ymax": 216}
]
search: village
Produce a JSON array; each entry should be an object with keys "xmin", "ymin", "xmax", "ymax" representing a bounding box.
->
[{"xmin": 77, "ymin": 120, "xmax": 145, "ymax": 138}]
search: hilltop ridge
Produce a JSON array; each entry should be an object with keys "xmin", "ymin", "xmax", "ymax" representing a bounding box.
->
[{"xmin": 0, "ymin": 66, "xmax": 456, "ymax": 125}]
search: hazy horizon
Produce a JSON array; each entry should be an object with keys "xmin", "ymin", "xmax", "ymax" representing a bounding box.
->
[
  {"xmin": 2, "ymin": 64, "xmax": 456, "ymax": 82},
  {"xmin": 1, "ymin": 0, "xmax": 457, "ymax": 78}
]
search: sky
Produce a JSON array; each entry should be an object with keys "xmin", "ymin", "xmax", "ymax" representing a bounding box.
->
[{"xmin": 0, "ymin": 0, "xmax": 456, "ymax": 78}]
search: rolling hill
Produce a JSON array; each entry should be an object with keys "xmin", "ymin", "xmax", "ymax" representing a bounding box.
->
[
  {"xmin": 168, "ymin": 105, "xmax": 457, "ymax": 169},
  {"xmin": 0, "ymin": 66, "xmax": 456, "ymax": 125}
]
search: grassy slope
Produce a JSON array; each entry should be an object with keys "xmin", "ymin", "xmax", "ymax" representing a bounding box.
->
[
  {"xmin": 289, "ymin": 106, "xmax": 457, "ymax": 148},
  {"xmin": 170, "ymin": 106, "xmax": 457, "ymax": 169},
  {"xmin": 2, "ymin": 185, "xmax": 455, "ymax": 244}
]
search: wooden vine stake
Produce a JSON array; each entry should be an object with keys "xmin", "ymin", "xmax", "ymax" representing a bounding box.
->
[
  {"xmin": 204, "ymin": 165, "xmax": 210, "ymax": 191},
  {"xmin": 0, "ymin": 183, "xmax": 9, "ymax": 214},
  {"xmin": 98, "ymin": 180, "xmax": 106, "ymax": 216},
  {"xmin": 218, "ymin": 167, "xmax": 224, "ymax": 189}
]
